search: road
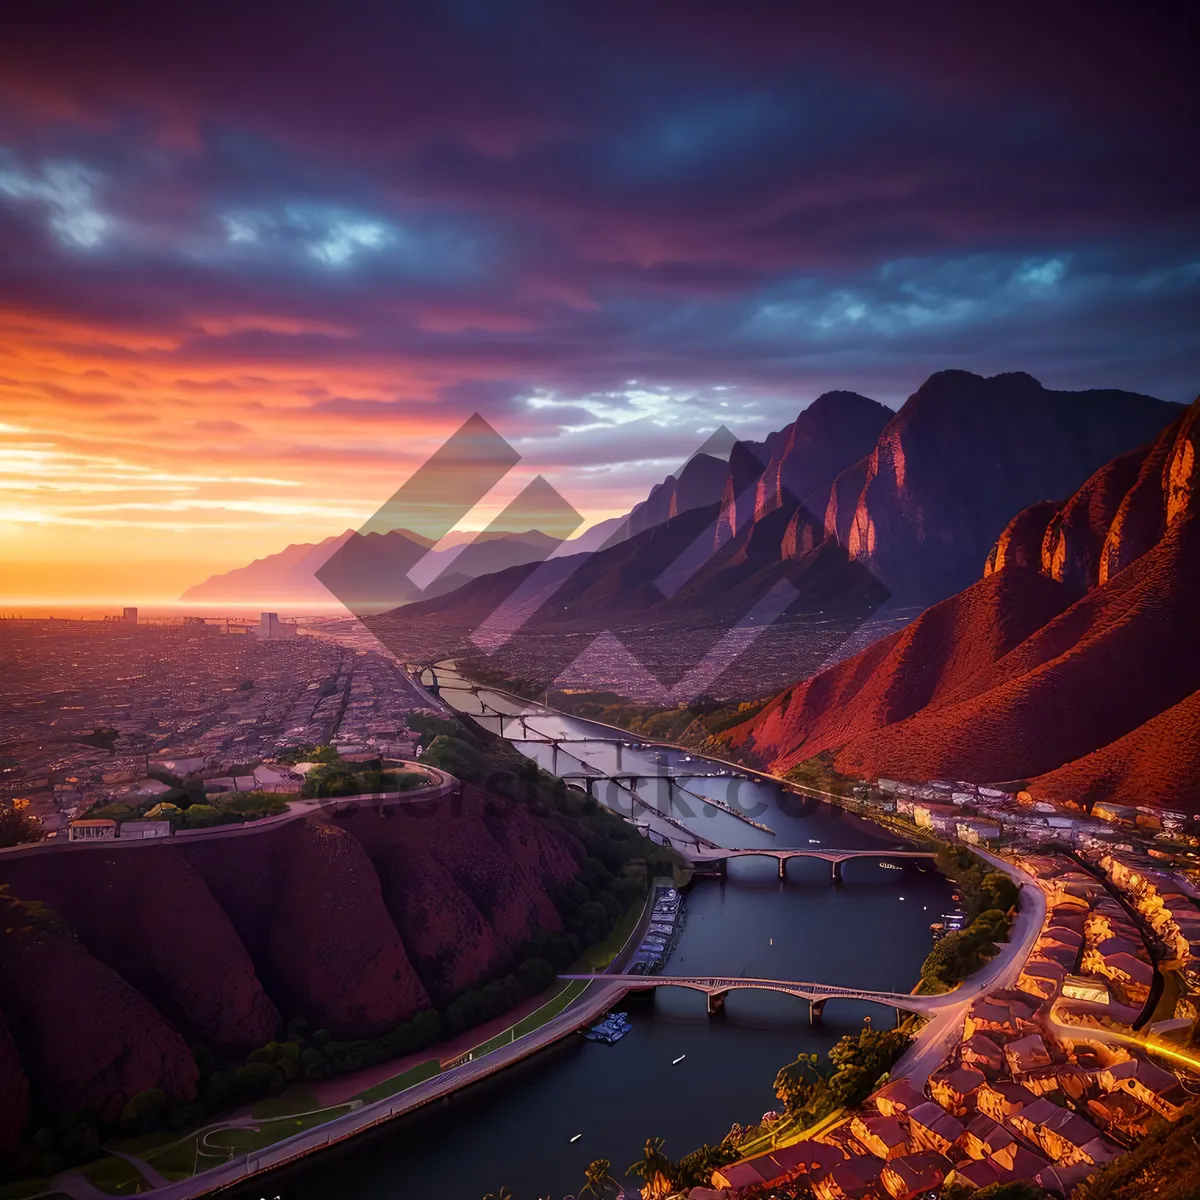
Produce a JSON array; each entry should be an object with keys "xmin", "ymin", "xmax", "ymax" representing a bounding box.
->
[
  {"xmin": 890, "ymin": 847, "xmax": 1047, "ymax": 1086},
  {"xmin": 0, "ymin": 766, "xmax": 457, "ymax": 861}
]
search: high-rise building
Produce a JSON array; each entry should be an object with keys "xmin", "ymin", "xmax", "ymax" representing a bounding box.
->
[
  {"xmin": 122, "ymin": 607, "xmax": 138, "ymax": 624},
  {"xmin": 255, "ymin": 611, "xmax": 296, "ymax": 640}
]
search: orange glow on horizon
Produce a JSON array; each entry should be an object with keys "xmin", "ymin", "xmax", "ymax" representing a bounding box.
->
[{"xmin": 0, "ymin": 304, "xmax": 637, "ymax": 601}]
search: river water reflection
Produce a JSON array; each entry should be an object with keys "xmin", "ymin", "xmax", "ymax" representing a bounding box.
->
[{"xmin": 227, "ymin": 670, "xmax": 951, "ymax": 1200}]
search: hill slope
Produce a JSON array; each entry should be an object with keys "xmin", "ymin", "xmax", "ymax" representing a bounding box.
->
[{"xmin": 722, "ymin": 394, "xmax": 1200, "ymax": 811}]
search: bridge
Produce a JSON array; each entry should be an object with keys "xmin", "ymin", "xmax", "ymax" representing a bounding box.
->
[
  {"xmin": 560, "ymin": 973, "xmax": 956, "ymax": 1024},
  {"xmin": 686, "ymin": 846, "xmax": 937, "ymax": 882}
]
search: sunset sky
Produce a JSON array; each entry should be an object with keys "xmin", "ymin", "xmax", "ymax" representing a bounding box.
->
[{"xmin": 1, "ymin": 2, "xmax": 1197, "ymax": 602}]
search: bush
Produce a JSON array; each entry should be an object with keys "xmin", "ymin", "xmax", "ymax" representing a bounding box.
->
[
  {"xmin": 118, "ymin": 1088, "xmax": 166, "ymax": 1135},
  {"xmin": 0, "ymin": 802, "xmax": 41, "ymax": 847},
  {"xmin": 234, "ymin": 1061, "xmax": 285, "ymax": 1096},
  {"xmin": 181, "ymin": 803, "xmax": 223, "ymax": 829},
  {"xmin": 219, "ymin": 791, "xmax": 289, "ymax": 819},
  {"xmin": 517, "ymin": 957, "xmax": 555, "ymax": 996},
  {"xmin": 920, "ymin": 907, "xmax": 1009, "ymax": 993}
]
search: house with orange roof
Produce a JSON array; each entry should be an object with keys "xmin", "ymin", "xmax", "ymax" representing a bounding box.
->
[
  {"xmin": 928, "ymin": 1062, "xmax": 987, "ymax": 1116},
  {"xmin": 905, "ymin": 1101, "xmax": 965, "ymax": 1154},
  {"xmin": 1094, "ymin": 1056, "xmax": 1190, "ymax": 1120},
  {"xmin": 879, "ymin": 1151, "xmax": 952, "ymax": 1200}
]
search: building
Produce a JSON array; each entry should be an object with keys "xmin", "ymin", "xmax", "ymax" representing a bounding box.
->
[
  {"xmin": 956, "ymin": 818, "xmax": 1002, "ymax": 845},
  {"xmin": 879, "ymin": 1151, "xmax": 951, "ymax": 1200},
  {"xmin": 68, "ymin": 819, "xmax": 117, "ymax": 841},
  {"xmin": 929, "ymin": 1064, "xmax": 987, "ymax": 1116},
  {"xmin": 119, "ymin": 819, "xmax": 172, "ymax": 840},
  {"xmin": 1095, "ymin": 1057, "xmax": 1191, "ymax": 1121},
  {"xmin": 122, "ymin": 606, "xmax": 138, "ymax": 623},
  {"xmin": 849, "ymin": 1112, "xmax": 911, "ymax": 1159},
  {"xmin": 256, "ymin": 611, "xmax": 297, "ymax": 640},
  {"xmin": 906, "ymin": 1102, "xmax": 965, "ymax": 1154}
]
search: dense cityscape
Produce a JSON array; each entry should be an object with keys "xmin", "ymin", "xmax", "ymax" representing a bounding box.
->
[{"xmin": 0, "ymin": 614, "xmax": 436, "ymax": 839}]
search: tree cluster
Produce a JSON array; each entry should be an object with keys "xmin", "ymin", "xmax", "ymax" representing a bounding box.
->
[
  {"xmin": 934, "ymin": 845, "xmax": 1019, "ymax": 921},
  {"xmin": 0, "ymin": 801, "xmax": 40, "ymax": 848},
  {"xmin": 86, "ymin": 789, "xmax": 290, "ymax": 828},
  {"xmin": 302, "ymin": 763, "xmax": 428, "ymax": 799},
  {"xmin": 773, "ymin": 1025, "xmax": 912, "ymax": 1128},
  {"xmin": 920, "ymin": 907, "xmax": 1010, "ymax": 993}
]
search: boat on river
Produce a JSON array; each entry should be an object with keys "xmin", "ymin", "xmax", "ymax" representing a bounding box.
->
[{"xmin": 584, "ymin": 1012, "xmax": 632, "ymax": 1044}]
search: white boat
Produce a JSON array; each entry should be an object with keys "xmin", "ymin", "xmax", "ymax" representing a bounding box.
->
[
  {"xmin": 570, "ymin": 1133, "xmax": 583, "ymax": 1143},
  {"xmin": 672, "ymin": 1054, "xmax": 686, "ymax": 1065}
]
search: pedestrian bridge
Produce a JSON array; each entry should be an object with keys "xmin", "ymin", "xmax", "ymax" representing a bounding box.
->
[
  {"xmin": 687, "ymin": 846, "xmax": 937, "ymax": 881},
  {"xmin": 560, "ymin": 973, "xmax": 955, "ymax": 1024}
]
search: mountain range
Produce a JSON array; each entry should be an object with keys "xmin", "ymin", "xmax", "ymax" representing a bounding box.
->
[
  {"xmin": 365, "ymin": 372, "xmax": 1179, "ymax": 695},
  {"xmin": 719, "ymin": 392, "xmax": 1200, "ymax": 812}
]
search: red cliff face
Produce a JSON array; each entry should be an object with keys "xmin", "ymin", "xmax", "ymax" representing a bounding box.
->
[
  {"xmin": 424, "ymin": 785, "xmax": 564, "ymax": 947},
  {"xmin": 0, "ymin": 789, "xmax": 584, "ymax": 1127},
  {"xmin": 1098, "ymin": 429, "xmax": 1174, "ymax": 585},
  {"xmin": 628, "ymin": 452, "xmax": 728, "ymax": 536},
  {"xmin": 725, "ymin": 566, "xmax": 1075, "ymax": 770},
  {"xmin": 984, "ymin": 500, "xmax": 1063, "ymax": 576},
  {"xmin": 814, "ymin": 370, "xmax": 1176, "ymax": 603},
  {"xmin": 479, "ymin": 794, "xmax": 586, "ymax": 893},
  {"xmin": 752, "ymin": 391, "xmax": 890, "ymax": 522},
  {"xmin": 363, "ymin": 833, "xmax": 504, "ymax": 1003},
  {"xmin": 338, "ymin": 793, "xmax": 582, "ymax": 1002},
  {"xmin": 0, "ymin": 848, "xmax": 279, "ymax": 1053},
  {"xmin": 0, "ymin": 921, "xmax": 198, "ymax": 1124},
  {"xmin": 0, "ymin": 1007, "xmax": 30, "ymax": 1151},
  {"xmin": 1029, "ymin": 688, "xmax": 1200, "ymax": 810},
  {"xmin": 265, "ymin": 822, "xmax": 431, "ymax": 1037},
  {"xmin": 1037, "ymin": 445, "xmax": 1148, "ymax": 591},
  {"xmin": 726, "ymin": 395, "xmax": 1200, "ymax": 811}
]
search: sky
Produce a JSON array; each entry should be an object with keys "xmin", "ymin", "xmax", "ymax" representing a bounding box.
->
[{"xmin": 1, "ymin": 0, "xmax": 1197, "ymax": 602}]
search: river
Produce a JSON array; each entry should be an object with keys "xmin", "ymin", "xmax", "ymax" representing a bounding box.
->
[{"xmin": 226, "ymin": 668, "xmax": 952, "ymax": 1200}]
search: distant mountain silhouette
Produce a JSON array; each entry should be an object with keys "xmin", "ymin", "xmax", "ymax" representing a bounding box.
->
[
  {"xmin": 721, "ymin": 393, "xmax": 1200, "ymax": 812},
  {"xmin": 181, "ymin": 528, "xmax": 572, "ymax": 611},
  {"xmin": 180, "ymin": 528, "xmax": 433, "ymax": 608}
]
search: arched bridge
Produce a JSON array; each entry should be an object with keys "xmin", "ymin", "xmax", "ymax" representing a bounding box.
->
[
  {"xmin": 687, "ymin": 846, "xmax": 937, "ymax": 882},
  {"xmin": 560, "ymin": 973, "xmax": 956, "ymax": 1024}
]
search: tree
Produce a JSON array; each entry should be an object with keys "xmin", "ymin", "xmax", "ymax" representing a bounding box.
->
[
  {"xmin": 181, "ymin": 803, "xmax": 223, "ymax": 829},
  {"xmin": 118, "ymin": 1088, "xmax": 166, "ymax": 1134},
  {"xmin": 774, "ymin": 1052, "xmax": 822, "ymax": 1112},
  {"xmin": 972, "ymin": 1183, "xmax": 1047, "ymax": 1200},
  {"xmin": 582, "ymin": 1157, "xmax": 618, "ymax": 1197},
  {"xmin": 0, "ymin": 801, "xmax": 41, "ymax": 847},
  {"xmin": 234, "ymin": 1060, "xmax": 285, "ymax": 1096},
  {"xmin": 626, "ymin": 1137, "xmax": 676, "ymax": 1198},
  {"xmin": 517, "ymin": 956, "xmax": 555, "ymax": 996}
]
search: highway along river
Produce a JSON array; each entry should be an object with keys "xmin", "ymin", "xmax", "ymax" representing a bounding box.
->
[{"xmin": 229, "ymin": 668, "xmax": 952, "ymax": 1200}]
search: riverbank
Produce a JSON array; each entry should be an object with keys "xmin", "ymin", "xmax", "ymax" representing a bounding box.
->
[{"xmin": 53, "ymin": 674, "xmax": 986, "ymax": 1200}]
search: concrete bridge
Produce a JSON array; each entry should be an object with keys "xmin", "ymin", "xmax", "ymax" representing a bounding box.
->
[
  {"xmin": 560, "ymin": 973, "xmax": 954, "ymax": 1024},
  {"xmin": 686, "ymin": 846, "xmax": 937, "ymax": 882}
]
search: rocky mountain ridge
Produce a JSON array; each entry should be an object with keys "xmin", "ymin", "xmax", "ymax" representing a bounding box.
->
[{"xmin": 720, "ymin": 394, "xmax": 1200, "ymax": 811}]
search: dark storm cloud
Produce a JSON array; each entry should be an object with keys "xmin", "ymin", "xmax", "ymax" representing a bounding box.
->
[{"xmin": 0, "ymin": 0, "xmax": 1197, "ymax": 444}]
